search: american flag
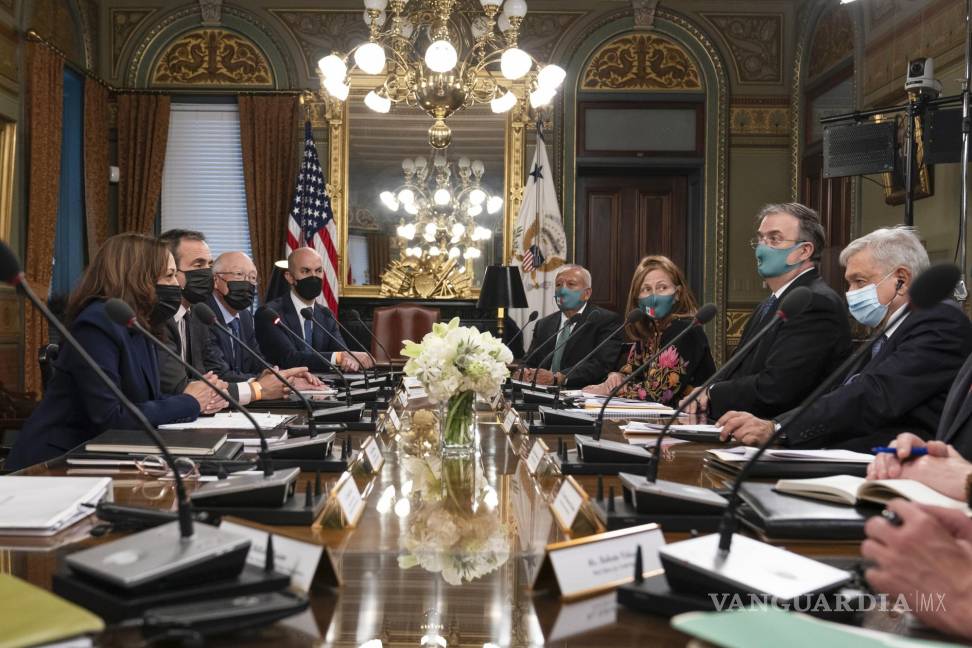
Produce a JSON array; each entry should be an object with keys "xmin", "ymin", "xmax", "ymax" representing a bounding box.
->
[
  {"xmin": 287, "ymin": 121, "xmax": 339, "ymax": 313},
  {"xmin": 522, "ymin": 243, "xmax": 545, "ymax": 273}
]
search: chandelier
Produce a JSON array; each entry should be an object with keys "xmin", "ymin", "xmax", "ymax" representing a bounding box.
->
[
  {"xmin": 316, "ymin": 0, "xmax": 566, "ymax": 149},
  {"xmin": 379, "ymin": 150, "xmax": 502, "ymax": 262}
]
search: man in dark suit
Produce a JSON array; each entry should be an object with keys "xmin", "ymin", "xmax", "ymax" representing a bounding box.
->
[
  {"xmin": 683, "ymin": 203, "xmax": 852, "ymax": 419},
  {"xmin": 518, "ymin": 264, "xmax": 623, "ymax": 388},
  {"xmin": 718, "ymin": 226, "xmax": 972, "ymax": 450},
  {"xmin": 255, "ymin": 246, "xmax": 374, "ymax": 373}
]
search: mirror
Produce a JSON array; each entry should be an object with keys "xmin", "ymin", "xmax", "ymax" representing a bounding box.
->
[{"xmin": 345, "ymin": 90, "xmax": 507, "ymax": 295}]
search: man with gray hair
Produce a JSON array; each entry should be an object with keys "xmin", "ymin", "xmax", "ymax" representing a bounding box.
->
[
  {"xmin": 519, "ymin": 263, "xmax": 623, "ymax": 387},
  {"xmin": 719, "ymin": 225, "xmax": 972, "ymax": 450}
]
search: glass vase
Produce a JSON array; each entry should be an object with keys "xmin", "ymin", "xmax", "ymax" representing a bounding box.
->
[{"xmin": 440, "ymin": 390, "xmax": 476, "ymax": 454}]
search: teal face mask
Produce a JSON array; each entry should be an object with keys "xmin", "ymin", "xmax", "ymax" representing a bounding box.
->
[
  {"xmin": 755, "ymin": 242, "xmax": 805, "ymax": 279},
  {"xmin": 555, "ymin": 287, "xmax": 584, "ymax": 312},
  {"xmin": 638, "ymin": 294, "xmax": 675, "ymax": 319}
]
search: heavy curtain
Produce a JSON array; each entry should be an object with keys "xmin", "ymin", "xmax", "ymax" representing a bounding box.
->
[
  {"xmin": 117, "ymin": 94, "xmax": 170, "ymax": 233},
  {"xmin": 238, "ymin": 95, "xmax": 299, "ymax": 289},
  {"xmin": 83, "ymin": 79, "xmax": 110, "ymax": 259},
  {"xmin": 24, "ymin": 42, "xmax": 64, "ymax": 397}
]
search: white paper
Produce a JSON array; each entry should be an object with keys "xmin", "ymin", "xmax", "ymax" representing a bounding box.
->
[
  {"xmin": 551, "ymin": 480, "xmax": 584, "ymax": 529},
  {"xmin": 0, "ymin": 476, "xmax": 111, "ymax": 533},
  {"xmin": 623, "ymin": 422, "xmax": 722, "ymax": 434},
  {"xmin": 548, "ymin": 525, "xmax": 665, "ymax": 599},
  {"xmin": 221, "ymin": 521, "xmax": 324, "ymax": 593},
  {"xmin": 583, "ymin": 398, "xmax": 671, "ymax": 409},
  {"xmin": 708, "ymin": 447, "xmax": 874, "ymax": 464},
  {"xmin": 159, "ymin": 412, "xmax": 294, "ymax": 431},
  {"xmin": 577, "ymin": 437, "xmax": 651, "ymax": 458}
]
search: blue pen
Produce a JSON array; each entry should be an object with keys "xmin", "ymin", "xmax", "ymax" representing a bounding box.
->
[{"xmin": 871, "ymin": 446, "xmax": 929, "ymax": 457}]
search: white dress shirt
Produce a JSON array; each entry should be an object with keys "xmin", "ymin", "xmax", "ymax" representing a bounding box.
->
[
  {"xmin": 212, "ymin": 296, "xmax": 252, "ymax": 405},
  {"xmin": 290, "ymin": 290, "xmax": 340, "ymax": 364}
]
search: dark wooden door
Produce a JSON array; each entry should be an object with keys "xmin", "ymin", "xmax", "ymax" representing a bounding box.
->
[
  {"xmin": 576, "ymin": 174, "xmax": 689, "ymax": 317},
  {"xmin": 802, "ymin": 151, "xmax": 851, "ymax": 292}
]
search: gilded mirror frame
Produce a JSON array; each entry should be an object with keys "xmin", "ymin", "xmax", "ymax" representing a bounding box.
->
[{"xmin": 311, "ymin": 73, "xmax": 528, "ymax": 300}]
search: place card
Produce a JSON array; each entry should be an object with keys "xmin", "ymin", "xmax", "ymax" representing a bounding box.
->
[
  {"xmin": 501, "ymin": 408, "xmax": 518, "ymax": 434},
  {"xmin": 532, "ymin": 523, "xmax": 665, "ymax": 601},
  {"xmin": 490, "ymin": 392, "xmax": 502, "ymax": 411},
  {"xmin": 398, "ymin": 389, "xmax": 409, "ymax": 408},
  {"xmin": 526, "ymin": 438, "xmax": 549, "ymax": 475},
  {"xmin": 361, "ymin": 435, "xmax": 384, "ymax": 474},
  {"xmin": 385, "ymin": 406, "xmax": 401, "ymax": 432},
  {"xmin": 221, "ymin": 519, "xmax": 340, "ymax": 591},
  {"xmin": 334, "ymin": 473, "xmax": 365, "ymax": 527},
  {"xmin": 550, "ymin": 476, "xmax": 586, "ymax": 532}
]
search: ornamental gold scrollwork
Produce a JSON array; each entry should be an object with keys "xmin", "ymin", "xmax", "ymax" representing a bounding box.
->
[
  {"xmin": 581, "ymin": 33, "xmax": 702, "ymax": 91},
  {"xmin": 151, "ymin": 28, "xmax": 273, "ymax": 86},
  {"xmin": 380, "ymin": 256, "xmax": 472, "ymax": 299}
]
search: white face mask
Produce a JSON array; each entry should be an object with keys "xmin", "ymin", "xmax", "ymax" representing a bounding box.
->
[{"xmin": 846, "ymin": 271, "xmax": 895, "ymax": 327}]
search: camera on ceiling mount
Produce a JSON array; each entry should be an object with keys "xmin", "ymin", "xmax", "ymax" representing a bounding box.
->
[{"xmin": 905, "ymin": 57, "xmax": 943, "ymax": 98}]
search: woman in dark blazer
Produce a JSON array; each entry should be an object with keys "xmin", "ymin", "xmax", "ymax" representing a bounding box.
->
[
  {"xmin": 584, "ymin": 255, "xmax": 715, "ymax": 405},
  {"xmin": 6, "ymin": 234, "xmax": 217, "ymax": 471}
]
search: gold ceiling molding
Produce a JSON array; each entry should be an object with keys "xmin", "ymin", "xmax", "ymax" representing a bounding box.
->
[
  {"xmin": 110, "ymin": 8, "xmax": 156, "ymax": 77},
  {"xmin": 807, "ymin": 4, "xmax": 854, "ymax": 80},
  {"xmin": 730, "ymin": 97, "xmax": 789, "ymax": 136},
  {"xmin": 581, "ymin": 32, "xmax": 702, "ymax": 91},
  {"xmin": 700, "ymin": 13, "xmax": 783, "ymax": 85},
  {"xmin": 151, "ymin": 28, "xmax": 274, "ymax": 87}
]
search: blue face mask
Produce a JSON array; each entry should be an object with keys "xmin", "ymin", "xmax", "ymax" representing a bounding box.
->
[
  {"xmin": 638, "ymin": 294, "xmax": 675, "ymax": 320},
  {"xmin": 755, "ymin": 243, "xmax": 805, "ymax": 279},
  {"xmin": 555, "ymin": 287, "xmax": 585, "ymax": 312},
  {"xmin": 846, "ymin": 272, "xmax": 895, "ymax": 327}
]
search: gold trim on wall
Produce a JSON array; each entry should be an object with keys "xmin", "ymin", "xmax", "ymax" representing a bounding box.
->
[
  {"xmin": 580, "ymin": 32, "xmax": 703, "ymax": 91},
  {"xmin": 0, "ymin": 120, "xmax": 14, "ymax": 242}
]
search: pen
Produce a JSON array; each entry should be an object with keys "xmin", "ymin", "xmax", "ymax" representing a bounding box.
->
[
  {"xmin": 881, "ymin": 508, "xmax": 903, "ymax": 527},
  {"xmin": 871, "ymin": 446, "xmax": 928, "ymax": 457}
]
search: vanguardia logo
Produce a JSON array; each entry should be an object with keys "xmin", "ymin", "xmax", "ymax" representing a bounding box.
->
[{"xmin": 708, "ymin": 592, "xmax": 947, "ymax": 613}]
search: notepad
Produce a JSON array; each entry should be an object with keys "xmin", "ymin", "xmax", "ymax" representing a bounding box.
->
[
  {"xmin": 0, "ymin": 574, "xmax": 104, "ymax": 648},
  {"xmin": 583, "ymin": 398, "xmax": 671, "ymax": 410},
  {"xmin": 707, "ymin": 447, "xmax": 874, "ymax": 464},
  {"xmin": 775, "ymin": 475, "xmax": 971, "ymax": 512},
  {"xmin": 0, "ymin": 476, "xmax": 111, "ymax": 535},
  {"xmin": 85, "ymin": 428, "xmax": 227, "ymax": 456},
  {"xmin": 158, "ymin": 412, "xmax": 294, "ymax": 431}
]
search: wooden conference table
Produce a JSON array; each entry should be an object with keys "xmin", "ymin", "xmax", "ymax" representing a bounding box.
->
[{"xmin": 4, "ymin": 401, "xmax": 929, "ymax": 647}]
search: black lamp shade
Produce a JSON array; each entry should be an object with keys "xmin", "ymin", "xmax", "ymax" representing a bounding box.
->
[{"xmin": 477, "ymin": 265, "xmax": 528, "ymax": 309}]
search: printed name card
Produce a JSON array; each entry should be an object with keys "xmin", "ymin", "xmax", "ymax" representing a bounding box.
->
[
  {"xmin": 550, "ymin": 476, "xmax": 586, "ymax": 532},
  {"xmin": 526, "ymin": 439, "xmax": 549, "ymax": 475},
  {"xmin": 490, "ymin": 392, "xmax": 502, "ymax": 411},
  {"xmin": 221, "ymin": 519, "xmax": 340, "ymax": 591},
  {"xmin": 501, "ymin": 408, "xmax": 518, "ymax": 434},
  {"xmin": 398, "ymin": 389, "xmax": 409, "ymax": 408},
  {"xmin": 335, "ymin": 474, "xmax": 365, "ymax": 527},
  {"xmin": 534, "ymin": 523, "xmax": 665, "ymax": 601},
  {"xmin": 361, "ymin": 435, "xmax": 384, "ymax": 474},
  {"xmin": 386, "ymin": 406, "xmax": 401, "ymax": 432}
]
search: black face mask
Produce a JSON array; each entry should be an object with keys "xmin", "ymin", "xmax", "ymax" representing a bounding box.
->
[
  {"xmin": 181, "ymin": 268, "xmax": 214, "ymax": 304},
  {"xmin": 151, "ymin": 284, "xmax": 183, "ymax": 325},
  {"xmin": 294, "ymin": 276, "xmax": 322, "ymax": 302},
  {"xmin": 224, "ymin": 281, "xmax": 256, "ymax": 311}
]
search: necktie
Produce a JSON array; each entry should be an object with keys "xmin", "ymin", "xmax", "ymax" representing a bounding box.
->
[
  {"xmin": 550, "ymin": 322, "xmax": 572, "ymax": 374},
  {"xmin": 753, "ymin": 294, "xmax": 779, "ymax": 328},
  {"xmin": 228, "ymin": 317, "xmax": 241, "ymax": 370},
  {"xmin": 871, "ymin": 334, "xmax": 887, "ymax": 359},
  {"xmin": 303, "ymin": 316, "xmax": 314, "ymax": 348},
  {"xmin": 178, "ymin": 317, "xmax": 188, "ymax": 362}
]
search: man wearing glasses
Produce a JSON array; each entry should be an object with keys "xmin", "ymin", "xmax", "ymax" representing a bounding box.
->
[{"xmin": 682, "ymin": 203, "xmax": 851, "ymax": 420}]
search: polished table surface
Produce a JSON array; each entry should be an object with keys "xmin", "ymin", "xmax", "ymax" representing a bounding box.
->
[{"xmin": 5, "ymin": 401, "xmax": 931, "ymax": 647}]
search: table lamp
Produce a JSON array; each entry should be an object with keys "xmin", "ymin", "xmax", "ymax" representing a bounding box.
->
[{"xmin": 477, "ymin": 265, "xmax": 528, "ymax": 338}]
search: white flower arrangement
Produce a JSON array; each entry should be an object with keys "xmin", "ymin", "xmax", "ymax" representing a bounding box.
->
[{"xmin": 401, "ymin": 317, "xmax": 513, "ymax": 404}]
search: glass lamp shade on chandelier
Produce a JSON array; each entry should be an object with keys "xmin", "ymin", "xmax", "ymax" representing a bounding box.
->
[
  {"xmin": 380, "ymin": 151, "xmax": 501, "ymax": 263},
  {"xmin": 317, "ymin": 0, "xmax": 567, "ymax": 149}
]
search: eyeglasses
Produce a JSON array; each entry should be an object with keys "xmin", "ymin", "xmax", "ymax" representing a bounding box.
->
[
  {"xmin": 749, "ymin": 236, "xmax": 807, "ymax": 249},
  {"xmin": 134, "ymin": 455, "xmax": 200, "ymax": 480},
  {"xmin": 215, "ymin": 270, "xmax": 258, "ymax": 284}
]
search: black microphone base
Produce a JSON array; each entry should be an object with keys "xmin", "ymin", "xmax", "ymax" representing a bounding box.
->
[
  {"xmin": 528, "ymin": 423, "xmax": 596, "ymax": 435},
  {"xmin": 311, "ymin": 403, "xmax": 365, "ymax": 422},
  {"xmin": 287, "ymin": 422, "xmax": 348, "ymax": 436},
  {"xmin": 195, "ymin": 484, "xmax": 329, "ymax": 526},
  {"xmin": 191, "ymin": 467, "xmax": 301, "ymax": 508},
  {"xmin": 54, "ymin": 562, "xmax": 291, "ymax": 623},
  {"xmin": 617, "ymin": 572, "xmax": 717, "ymax": 618},
  {"xmin": 264, "ymin": 433, "xmax": 335, "ymax": 459},
  {"xmin": 618, "ymin": 473, "xmax": 728, "ymax": 515},
  {"xmin": 591, "ymin": 497, "xmax": 723, "ymax": 533}
]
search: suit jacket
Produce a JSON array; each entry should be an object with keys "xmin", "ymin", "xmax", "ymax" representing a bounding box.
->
[
  {"xmin": 255, "ymin": 293, "xmax": 347, "ymax": 372},
  {"xmin": 6, "ymin": 301, "xmax": 200, "ymax": 471},
  {"xmin": 206, "ymin": 294, "xmax": 262, "ymax": 382},
  {"xmin": 522, "ymin": 304, "xmax": 623, "ymax": 388},
  {"xmin": 158, "ymin": 309, "xmax": 234, "ymax": 396},
  {"xmin": 708, "ymin": 268, "xmax": 852, "ymax": 419},
  {"xmin": 935, "ymin": 349, "xmax": 972, "ymax": 460},
  {"xmin": 783, "ymin": 300, "xmax": 972, "ymax": 450}
]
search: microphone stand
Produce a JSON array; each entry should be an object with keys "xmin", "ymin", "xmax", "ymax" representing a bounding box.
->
[
  {"xmin": 515, "ymin": 313, "xmax": 572, "ymax": 382},
  {"xmin": 349, "ymin": 309, "xmax": 399, "ymax": 379},
  {"xmin": 530, "ymin": 315, "xmax": 595, "ymax": 392},
  {"xmin": 317, "ymin": 308, "xmax": 383, "ymax": 383},
  {"xmin": 301, "ymin": 308, "xmax": 372, "ymax": 389}
]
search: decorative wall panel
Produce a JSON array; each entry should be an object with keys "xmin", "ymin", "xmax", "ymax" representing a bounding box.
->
[
  {"xmin": 110, "ymin": 8, "xmax": 155, "ymax": 76},
  {"xmin": 151, "ymin": 28, "xmax": 274, "ymax": 87},
  {"xmin": 701, "ymin": 13, "xmax": 782, "ymax": 84},
  {"xmin": 581, "ymin": 33, "xmax": 702, "ymax": 91}
]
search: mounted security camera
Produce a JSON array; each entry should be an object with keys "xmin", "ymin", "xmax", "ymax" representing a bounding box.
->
[{"xmin": 905, "ymin": 57, "xmax": 943, "ymax": 97}]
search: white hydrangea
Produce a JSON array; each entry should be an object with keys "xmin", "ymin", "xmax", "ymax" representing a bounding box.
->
[{"xmin": 401, "ymin": 317, "xmax": 513, "ymax": 403}]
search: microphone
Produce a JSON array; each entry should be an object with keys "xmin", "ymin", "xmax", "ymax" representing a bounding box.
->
[
  {"xmin": 654, "ymin": 269, "xmax": 958, "ymax": 603},
  {"xmin": 311, "ymin": 307, "xmax": 382, "ymax": 376},
  {"xmin": 348, "ymin": 309, "xmax": 398, "ymax": 378},
  {"xmin": 506, "ymin": 310, "xmax": 539, "ymax": 356},
  {"xmin": 255, "ymin": 307, "xmax": 352, "ymax": 405},
  {"xmin": 593, "ymin": 303, "xmax": 721, "ymax": 440},
  {"xmin": 300, "ymin": 306, "xmax": 372, "ymax": 388},
  {"xmin": 529, "ymin": 312, "xmax": 597, "ymax": 391},
  {"xmin": 516, "ymin": 312, "xmax": 580, "ymax": 382},
  {"xmin": 552, "ymin": 309, "xmax": 644, "ymax": 405},
  {"xmin": 103, "ymin": 299, "xmax": 273, "ymax": 478},
  {"xmin": 192, "ymin": 303, "xmax": 321, "ymax": 436},
  {"xmin": 715, "ymin": 262, "xmax": 961, "ymax": 554},
  {"xmin": 0, "ymin": 241, "xmax": 250, "ymax": 590}
]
